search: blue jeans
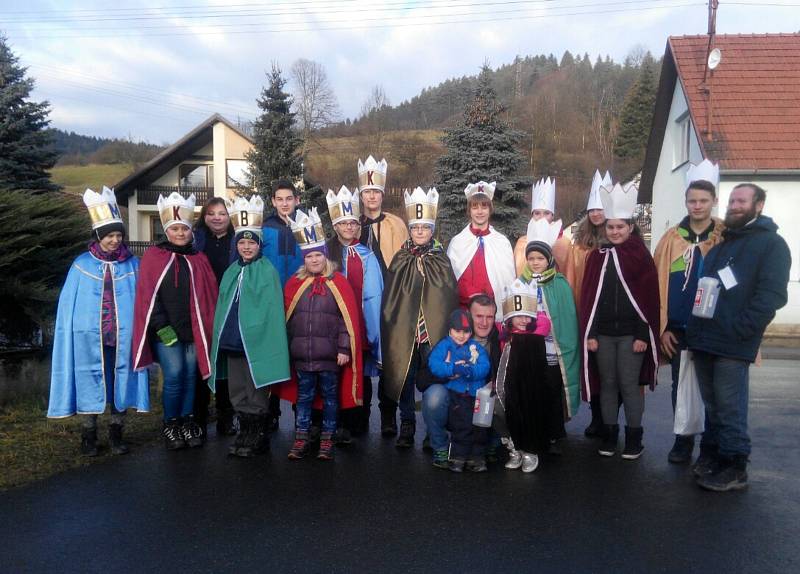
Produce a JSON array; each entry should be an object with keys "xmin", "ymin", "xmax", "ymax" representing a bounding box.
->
[
  {"xmin": 422, "ymin": 383, "xmax": 450, "ymax": 451},
  {"xmin": 296, "ymin": 370, "xmax": 338, "ymax": 434},
  {"xmin": 155, "ymin": 341, "xmax": 197, "ymax": 421},
  {"xmin": 693, "ymin": 351, "xmax": 751, "ymax": 457}
]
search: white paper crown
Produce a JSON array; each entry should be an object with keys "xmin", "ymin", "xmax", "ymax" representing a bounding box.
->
[
  {"xmin": 82, "ymin": 186, "xmax": 124, "ymax": 230},
  {"xmin": 526, "ymin": 218, "xmax": 562, "ymax": 248},
  {"xmin": 326, "ymin": 185, "xmax": 361, "ymax": 224},
  {"xmin": 599, "ymin": 181, "xmax": 638, "ymax": 220},
  {"xmin": 531, "ymin": 177, "xmax": 555, "ymax": 213},
  {"xmin": 231, "ymin": 195, "xmax": 264, "ymax": 235},
  {"xmin": 404, "ymin": 186, "xmax": 439, "ymax": 227},
  {"xmin": 358, "ymin": 155, "xmax": 388, "ymax": 192},
  {"xmin": 501, "ymin": 278, "xmax": 538, "ymax": 321},
  {"xmin": 587, "ymin": 170, "xmax": 613, "ymax": 211},
  {"xmin": 685, "ymin": 159, "xmax": 720, "ymax": 189},
  {"xmin": 464, "ymin": 181, "xmax": 496, "ymax": 202},
  {"xmin": 289, "ymin": 207, "xmax": 326, "ymax": 251},
  {"xmin": 157, "ymin": 191, "xmax": 196, "ymax": 230}
]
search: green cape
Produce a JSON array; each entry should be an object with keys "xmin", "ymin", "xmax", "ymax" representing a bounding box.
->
[{"xmin": 209, "ymin": 257, "xmax": 290, "ymax": 391}]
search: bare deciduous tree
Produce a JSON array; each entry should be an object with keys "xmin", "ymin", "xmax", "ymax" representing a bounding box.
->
[
  {"xmin": 360, "ymin": 85, "xmax": 391, "ymax": 154},
  {"xmin": 290, "ymin": 58, "xmax": 340, "ymax": 156}
]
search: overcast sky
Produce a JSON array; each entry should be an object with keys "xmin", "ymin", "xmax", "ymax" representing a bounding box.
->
[{"xmin": 2, "ymin": 0, "xmax": 797, "ymax": 143}]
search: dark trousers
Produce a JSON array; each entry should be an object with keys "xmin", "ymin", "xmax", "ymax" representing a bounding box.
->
[
  {"xmin": 668, "ymin": 329, "xmax": 688, "ymax": 412},
  {"xmin": 448, "ymin": 390, "xmax": 488, "ymax": 460}
]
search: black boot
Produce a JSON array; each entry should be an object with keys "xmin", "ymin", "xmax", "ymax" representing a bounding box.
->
[
  {"xmin": 668, "ymin": 434, "xmax": 695, "ymax": 464},
  {"xmin": 697, "ymin": 454, "xmax": 749, "ymax": 492},
  {"xmin": 584, "ymin": 397, "xmax": 604, "ymax": 438},
  {"xmin": 381, "ymin": 408, "xmax": 398, "ymax": 437},
  {"xmin": 238, "ymin": 415, "xmax": 269, "ymax": 458},
  {"xmin": 216, "ymin": 408, "xmax": 237, "ymax": 437},
  {"xmin": 181, "ymin": 415, "xmax": 205, "ymax": 448},
  {"xmin": 81, "ymin": 428, "xmax": 99, "ymax": 457},
  {"xmin": 621, "ymin": 426, "xmax": 644, "ymax": 460},
  {"xmin": 109, "ymin": 424, "xmax": 129, "ymax": 455},
  {"xmin": 395, "ymin": 420, "xmax": 415, "ymax": 449},
  {"xmin": 598, "ymin": 424, "xmax": 619, "ymax": 457},
  {"xmin": 229, "ymin": 413, "xmax": 250, "ymax": 456}
]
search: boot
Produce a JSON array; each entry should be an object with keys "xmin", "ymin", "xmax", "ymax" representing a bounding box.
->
[
  {"xmin": 108, "ymin": 424, "xmax": 129, "ymax": 455},
  {"xmin": 395, "ymin": 420, "xmax": 415, "ymax": 449},
  {"xmin": 697, "ymin": 455, "xmax": 749, "ymax": 492},
  {"xmin": 81, "ymin": 428, "xmax": 99, "ymax": 457},
  {"xmin": 381, "ymin": 409, "xmax": 398, "ymax": 437},
  {"xmin": 584, "ymin": 397, "xmax": 604, "ymax": 438},
  {"xmin": 181, "ymin": 415, "xmax": 205, "ymax": 448},
  {"xmin": 333, "ymin": 427, "xmax": 353, "ymax": 446},
  {"xmin": 621, "ymin": 426, "xmax": 644, "ymax": 460},
  {"xmin": 287, "ymin": 430, "xmax": 310, "ymax": 460},
  {"xmin": 668, "ymin": 434, "xmax": 695, "ymax": 464},
  {"xmin": 229, "ymin": 413, "xmax": 250, "ymax": 456},
  {"xmin": 317, "ymin": 431, "xmax": 335, "ymax": 461},
  {"xmin": 239, "ymin": 415, "xmax": 270, "ymax": 458},
  {"xmin": 598, "ymin": 424, "xmax": 619, "ymax": 457},
  {"xmin": 693, "ymin": 444, "xmax": 719, "ymax": 477},
  {"xmin": 216, "ymin": 408, "xmax": 237, "ymax": 437},
  {"xmin": 162, "ymin": 418, "xmax": 186, "ymax": 451}
]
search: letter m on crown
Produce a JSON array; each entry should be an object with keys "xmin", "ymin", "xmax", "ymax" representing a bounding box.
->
[
  {"xmin": 303, "ymin": 227, "xmax": 318, "ymax": 242},
  {"xmin": 342, "ymin": 202, "xmax": 353, "ymax": 215}
]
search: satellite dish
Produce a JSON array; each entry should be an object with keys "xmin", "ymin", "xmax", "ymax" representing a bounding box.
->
[{"xmin": 708, "ymin": 48, "xmax": 722, "ymax": 70}]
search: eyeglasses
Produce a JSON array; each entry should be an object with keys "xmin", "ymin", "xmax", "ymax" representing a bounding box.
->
[{"xmin": 339, "ymin": 221, "xmax": 360, "ymax": 228}]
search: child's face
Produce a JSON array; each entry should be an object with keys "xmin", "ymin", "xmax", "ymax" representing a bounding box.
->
[
  {"xmin": 449, "ymin": 328, "xmax": 471, "ymax": 346},
  {"xmin": 526, "ymin": 250, "xmax": 549, "ymax": 274},
  {"xmin": 511, "ymin": 315, "xmax": 532, "ymax": 330}
]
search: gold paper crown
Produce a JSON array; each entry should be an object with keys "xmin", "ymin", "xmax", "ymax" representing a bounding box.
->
[
  {"xmin": 501, "ymin": 278, "xmax": 538, "ymax": 321},
  {"xmin": 82, "ymin": 186, "xmax": 124, "ymax": 230},
  {"xmin": 326, "ymin": 185, "xmax": 360, "ymax": 224},
  {"xmin": 404, "ymin": 187, "xmax": 439, "ymax": 227},
  {"xmin": 230, "ymin": 195, "xmax": 264, "ymax": 235},
  {"xmin": 289, "ymin": 207, "xmax": 326, "ymax": 251},
  {"xmin": 358, "ymin": 155, "xmax": 388, "ymax": 192},
  {"xmin": 157, "ymin": 192, "xmax": 196, "ymax": 230}
]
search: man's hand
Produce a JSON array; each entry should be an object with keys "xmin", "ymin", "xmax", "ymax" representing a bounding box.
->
[
  {"xmin": 660, "ymin": 330, "xmax": 678, "ymax": 358},
  {"xmin": 632, "ymin": 339, "xmax": 648, "ymax": 353},
  {"xmin": 587, "ymin": 338, "xmax": 598, "ymax": 352},
  {"xmin": 337, "ymin": 353, "xmax": 350, "ymax": 366}
]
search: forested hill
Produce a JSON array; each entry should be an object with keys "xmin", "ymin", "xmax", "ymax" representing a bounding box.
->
[{"xmin": 49, "ymin": 129, "xmax": 163, "ymax": 166}]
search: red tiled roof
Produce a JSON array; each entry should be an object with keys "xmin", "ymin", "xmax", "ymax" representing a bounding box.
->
[{"xmin": 669, "ymin": 33, "xmax": 800, "ymax": 170}]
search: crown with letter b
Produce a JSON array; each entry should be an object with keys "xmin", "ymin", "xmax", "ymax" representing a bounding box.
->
[
  {"xmin": 289, "ymin": 207, "xmax": 326, "ymax": 252},
  {"xmin": 82, "ymin": 186, "xmax": 124, "ymax": 230},
  {"xmin": 501, "ymin": 278, "xmax": 538, "ymax": 321},
  {"xmin": 358, "ymin": 155, "xmax": 388, "ymax": 193},
  {"xmin": 157, "ymin": 192, "xmax": 196, "ymax": 230},
  {"xmin": 326, "ymin": 185, "xmax": 361, "ymax": 224},
  {"xmin": 404, "ymin": 187, "xmax": 439, "ymax": 227},
  {"xmin": 231, "ymin": 195, "xmax": 264, "ymax": 235}
]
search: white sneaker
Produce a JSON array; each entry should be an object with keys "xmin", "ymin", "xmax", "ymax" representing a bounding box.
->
[
  {"xmin": 505, "ymin": 449, "xmax": 523, "ymax": 469},
  {"xmin": 521, "ymin": 452, "xmax": 539, "ymax": 473}
]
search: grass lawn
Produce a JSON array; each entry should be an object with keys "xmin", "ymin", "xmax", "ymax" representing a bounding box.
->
[{"xmin": 50, "ymin": 163, "xmax": 136, "ymax": 195}]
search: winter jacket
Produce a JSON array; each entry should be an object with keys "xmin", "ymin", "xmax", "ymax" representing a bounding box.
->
[
  {"xmin": 262, "ymin": 212, "xmax": 304, "ymax": 287},
  {"xmin": 687, "ymin": 215, "xmax": 790, "ymax": 362},
  {"xmin": 428, "ymin": 335, "xmax": 491, "ymax": 396},
  {"xmin": 150, "ymin": 243, "xmax": 193, "ymax": 342},
  {"xmin": 589, "ymin": 254, "xmax": 649, "ymax": 341},
  {"xmin": 193, "ymin": 227, "xmax": 236, "ymax": 285},
  {"xmin": 286, "ymin": 277, "xmax": 351, "ymax": 372}
]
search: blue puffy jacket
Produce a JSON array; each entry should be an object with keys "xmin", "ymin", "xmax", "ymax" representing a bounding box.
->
[
  {"xmin": 428, "ymin": 336, "xmax": 491, "ymax": 396},
  {"xmin": 687, "ymin": 215, "xmax": 791, "ymax": 362},
  {"xmin": 262, "ymin": 212, "xmax": 304, "ymax": 287}
]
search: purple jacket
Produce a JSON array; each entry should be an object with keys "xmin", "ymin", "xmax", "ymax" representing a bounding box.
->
[{"xmin": 287, "ymin": 279, "xmax": 350, "ymax": 372}]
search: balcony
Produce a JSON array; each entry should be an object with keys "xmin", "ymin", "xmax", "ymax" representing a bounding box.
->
[{"xmin": 137, "ymin": 185, "xmax": 212, "ymax": 205}]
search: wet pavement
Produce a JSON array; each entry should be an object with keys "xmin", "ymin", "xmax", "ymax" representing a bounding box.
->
[{"xmin": 1, "ymin": 359, "xmax": 798, "ymax": 573}]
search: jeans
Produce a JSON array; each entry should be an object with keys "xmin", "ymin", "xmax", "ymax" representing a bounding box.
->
[
  {"xmin": 155, "ymin": 341, "xmax": 197, "ymax": 421},
  {"xmin": 448, "ymin": 390, "xmax": 487, "ymax": 459},
  {"xmin": 693, "ymin": 351, "xmax": 751, "ymax": 457},
  {"xmin": 296, "ymin": 370, "xmax": 338, "ymax": 434},
  {"xmin": 422, "ymin": 383, "xmax": 450, "ymax": 451}
]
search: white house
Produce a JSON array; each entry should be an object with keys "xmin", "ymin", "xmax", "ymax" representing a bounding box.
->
[{"xmin": 640, "ymin": 33, "xmax": 800, "ymax": 327}]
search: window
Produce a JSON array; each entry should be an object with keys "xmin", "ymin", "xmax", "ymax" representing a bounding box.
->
[
  {"xmin": 226, "ymin": 159, "xmax": 252, "ymax": 188},
  {"xmin": 150, "ymin": 216, "xmax": 167, "ymax": 243},
  {"xmin": 673, "ymin": 114, "xmax": 691, "ymax": 168},
  {"xmin": 179, "ymin": 164, "xmax": 210, "ymax": 188}
]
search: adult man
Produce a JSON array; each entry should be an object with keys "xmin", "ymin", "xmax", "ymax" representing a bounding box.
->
[
  {"xmin": 687, "ymin": 183, "xmax": 790, "ymax": 492},
  {"xmin": 446, "ymin": 182, "xmax": 516, "ymax": 320},
  {"xmin": 513, "ymin": 177, "xmax": 570, "ymax": 276},
  {"xmin": 421, "ymin": 294, "xmax": 501, "ymax": 468},
  {"xmin": 653, "ymin": 160, "xmax": 724, "ymax": 464},
  {"xmin": 357, "ymin": 155, "xmax": 409, "ymax": 436}
]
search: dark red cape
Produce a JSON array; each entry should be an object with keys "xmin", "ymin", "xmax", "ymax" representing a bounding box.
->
[
  {"xmin": 273, "ymin": 271, "xmax": 364, "ymax": 409},
  {"xmin": 132, "ymin": 246, "xmax": 218, "ymax": 379},
  {"xmin": 579, "ymin": 234, "xmax": 661, "ymax": 401}
]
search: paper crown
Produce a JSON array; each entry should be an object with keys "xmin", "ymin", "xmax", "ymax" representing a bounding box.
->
[
  {"xmin": 531, "ymin": 177, "xmax": 555, "ymax": 213},
  {"xmin": 587, "ymin": 170, "xmax": 613, "ymax": 211},
  {"xmin": 358, "ymin": 155, "xmax": 388, "ymax": 192},
  {"xmin": 464, "ymin": 181, "xmax": 496, "ymax": 202},
  {"xmin": 502, "ymin": 278, "xmax": 539, "ymax": 321},
  {"xmin": 82, "ymin": 186, "xmax": 124, "ymax": 230},
  {"xmin": 599, "ymin": 181, "xmax": 638, "ymax": 220},
  {"xmin": 526, "ymin": 218, "xmax": 562, "ymax": 248},
  {"xmin": 157, "ymin": 192, "xmax": 196, "ymax": 230},
  {"xmin": 404, "ymin": 187, "xmax": 439, "ymax": 227},
  {"xmin": 326, "ymin": 185, "xmax": 361, "ymax": 224},
  {"xmin": 685, "ymin": 159, "xmax": 720, "ymax": 189},
  {"xmin": 230, "ymin": 195, "xmax": 264, "ymax": 235},
  {"xmin": 289, "ymin": 207, "xmax": 326, "ymax": 252}
]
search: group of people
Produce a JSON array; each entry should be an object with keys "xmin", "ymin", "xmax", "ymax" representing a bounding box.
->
[{"xmin": 48, "ymin": 155, "xmax": 791, "ymax": 492}]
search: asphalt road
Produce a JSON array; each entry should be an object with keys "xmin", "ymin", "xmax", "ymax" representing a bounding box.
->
[{"xmin": 1, "ymin": 359, "xmax": 798, "ymax": 574}]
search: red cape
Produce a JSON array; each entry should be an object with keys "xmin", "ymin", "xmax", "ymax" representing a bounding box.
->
[
  {"xmin": 273, "ymin": 271, "xmax": 364, "ymax": 409},
  {"xmin": 132, "ymin": 246, "xmax": 218, "ymax": 379},
  {"xmin": 579, "ymin": 234, "xmax": 661, "ymax": 401}
]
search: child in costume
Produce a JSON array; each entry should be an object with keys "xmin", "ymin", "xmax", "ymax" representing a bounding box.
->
[
  {"xmin": 132, "ymin": 192, "xmax": 218, "ymax": 450},
  {"xmin": 48, "ymin": 187, "xmax": 149, "ymax": 456},
  {"xmin": 427, "ymin": 309, "xmax": 491, "ymax": 472},
  {"xmin": 209, "ymin": 196, "xmax": 291, "ymax": 458}
]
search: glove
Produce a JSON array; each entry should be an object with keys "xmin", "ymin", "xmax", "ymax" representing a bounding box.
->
[
  {"xmin": 453, "ymin": 362, "xmax": 473, "ymax": 378},
  {"xmin": 156, "ymin": 325, "xmax": 178, "ymax": 347}
]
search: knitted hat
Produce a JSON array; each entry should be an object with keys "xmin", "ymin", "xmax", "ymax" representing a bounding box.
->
[
  {"xmin": 95, "ymin": 221, "xmax": 126, "ymax": 240},
  {"xmin": 448, "ymin": 309, "xmax": 474, "ymax": 333},
  {"xmin": 525, "ymin": 240, "xmax": 553, "ymax": 265},
  {"xmin": 235, "ymin": 229, "xmax": 262, "ymax": 246}
]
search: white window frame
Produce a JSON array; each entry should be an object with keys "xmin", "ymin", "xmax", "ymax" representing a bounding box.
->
[{"xmin": 673, "ymin": 113, "xmax": 691, "ymax": 169}]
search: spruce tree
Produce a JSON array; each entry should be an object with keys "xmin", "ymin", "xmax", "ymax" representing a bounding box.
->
[
  {"xmin": 434, "ymin": 65, "xmax": 530, "ymax": 244},
  {"xmin": 0, "ymin": 36, "xmax": 60, "ymax": 193},
  {"xmin": 614, "ymin": 54, "xmax": 658, "ymax": 160}
]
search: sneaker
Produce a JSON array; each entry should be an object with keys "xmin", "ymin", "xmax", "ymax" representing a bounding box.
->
[
  {"xmin": 697, "ymin": 456, "xmax": 748, "ymax": 492},
  {"xmin": 432, "ymin": 449, "xmax": 449, "ymax": 469},
  {"xmin": 181, "ymin": 416, "xmax": 205, "ymax": 448},
  {"xmin": 621, "ymin": 426, "xmax": 644, "ymax": 460},
  {"xmin": 395, "ymin": 420, "xmax": 415, "ymax": 449},
  {"xmin": 467, "ymin": 458, "xmax": 488, "ymax": 473},
  {"xmin": 162, "ymin": 419, "xmax": 186, "ymax": 451},
  {"xmin": 668, "ymin": 435, "xmax": 695, "ymax": 464},
  {"xmin": 448, "ymin": 458, "xmax": 466, "ymax": 473},
  {"xmin": 598, "ymin": 424, "xmax": 619, "ymax": 457},
  {"xmin": 381, "ymin": 411, "xmax": 398, "ymax": 437},
  {"xmin": 317, "ymin": 432, "xmax": 335, "ymax": 461},
  {"xmin": 80, "ymin": 428, "xmax": 99, "ymax": 457},
  {"xmin": 333, "ymin": 427, "xmax": 353, "ymax": 446},
  {"xmin": 108, "ymin": 424, "xmax": 129, "ymax": 455},
  {"xmin": 505, "ymin": 449, "xmax": 523, "ymax": 470},
  {"xmin": 521, "ymin": 452, "xmax": 539, "ymax": 473},
  {"xmin": 287, "ymin": 431, "xmax": 310, "ymax": 460},
  {"xmin": 692, "ymin": 448, "xmax": 719, "ymax": 477}
]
